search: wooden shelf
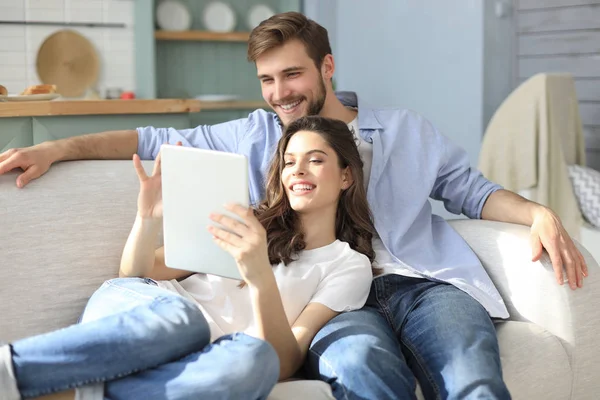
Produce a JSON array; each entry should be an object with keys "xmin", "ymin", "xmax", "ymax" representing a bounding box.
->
[
  {"xmin": 197, "ymin": 100, "xmax": 268, "ymax": 110},
  {"xmin": 0, "ymin": 99, "xmax": 268, "ymax": 117},
  {"xmin": 0, "ymin": 99, "xmax": 202, "ymax": 117},
  {"xmin": 155, "ymin": 30, "xmax": 250, "ymax": 42}
]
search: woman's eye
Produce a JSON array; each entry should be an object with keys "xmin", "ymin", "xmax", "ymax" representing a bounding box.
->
[
  {"xmin": 284, "ymin": 161, "xmax": 294, "ymax": 166},
  {"xmin": 310, "ymin": 159, "xmax": 323, "ymax": 164}
]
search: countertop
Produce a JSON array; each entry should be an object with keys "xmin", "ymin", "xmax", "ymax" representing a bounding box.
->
[{"xmin": 0, "ymin": 99, "xmax": 268, "ymax": 118}]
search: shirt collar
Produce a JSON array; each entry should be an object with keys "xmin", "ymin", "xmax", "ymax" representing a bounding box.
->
[{"xmin": 336, "ymin": 91, "xmax": 383, "ymax": 131}]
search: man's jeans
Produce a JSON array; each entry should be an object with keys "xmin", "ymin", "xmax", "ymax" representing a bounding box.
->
[
  {"xmin": 306, "ymin": 274, "xmax": 511, "ymax": 400},
  {"xmin": 2, "ymin": 278, "xmax": 279, "ymax": 400}
]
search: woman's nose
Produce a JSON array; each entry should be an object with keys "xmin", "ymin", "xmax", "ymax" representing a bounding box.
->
[{"xmin": 292, "ymin": 163, "xmax": 306, "ymax": 176}]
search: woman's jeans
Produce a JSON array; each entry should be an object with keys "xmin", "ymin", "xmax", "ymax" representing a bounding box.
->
[
  {"xmin": 305, "ymin": 274, "xmax": 511, "ymax": 400},
  {"xmin": 3, "ymin": 277, "xmax": 280, "ymax": 400}
]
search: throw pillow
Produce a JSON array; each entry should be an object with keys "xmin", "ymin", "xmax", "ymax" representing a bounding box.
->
[{"xmin": 567, "ymin": 164, "xmax": 600, "ymax": 228}]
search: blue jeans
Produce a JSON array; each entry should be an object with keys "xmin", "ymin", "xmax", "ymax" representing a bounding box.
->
[
  {"xmin": 305, "ymin": 275, "xmax": 511, "ymax": 400},
  {"xmin": 7, "ymin": 278, "xmax": 279, "ymax": 400}
]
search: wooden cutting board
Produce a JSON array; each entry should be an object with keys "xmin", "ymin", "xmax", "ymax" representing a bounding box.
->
[{"xmin": 36, "ymin": 30, "xmax": 99, "ymax": 98}]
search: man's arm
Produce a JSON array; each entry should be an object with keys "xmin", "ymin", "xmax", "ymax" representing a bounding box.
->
[
  {"xmin": 54, "ymin": 129, "xmax": 138, "ymax": 161},
  {"xmin": 421, "ymin": 114, "xmax": 587, "ymax": 290},
  {"xmin": 0, "ymin": 110, "xmax": 259, "ymax": 188},
  {"xmin": 0, "ymin": 129, "xmax": 138, "ymax": 188},
  {"xmin": 481, "ymin": 188, "xmax": 540, "ymax": 225},
  {"xmin": 482, "ymin": 189, "xmax": 588, "ymax": 290}
]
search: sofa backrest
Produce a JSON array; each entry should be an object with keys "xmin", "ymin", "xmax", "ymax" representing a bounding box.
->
[{"xmin": 0, "ymin": 160, "xmax": 157, "ymax": 343}]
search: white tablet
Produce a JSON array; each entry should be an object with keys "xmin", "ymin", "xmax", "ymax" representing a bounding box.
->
[{"xmin": 160, "ymin": 144, "xmax": 249, "ymax": 280}]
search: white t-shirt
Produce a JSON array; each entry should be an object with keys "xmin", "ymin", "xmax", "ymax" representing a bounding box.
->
[
  {"xmin": 157, "ymin": 240, "xmax": 372, "ymax": 341},
  {"xmin": 347, "ymin": 114, "xmax": 422, "ymax": 279}
]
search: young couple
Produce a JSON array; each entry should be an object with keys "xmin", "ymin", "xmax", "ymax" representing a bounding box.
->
[{"xmin": 0, "ymin": 11, "xmax": 587, "ymax": 400}]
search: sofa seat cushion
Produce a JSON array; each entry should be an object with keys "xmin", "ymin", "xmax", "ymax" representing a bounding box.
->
[{"xmin": 496, "ymin": 321, "xmax": 571, "ymax": 399}]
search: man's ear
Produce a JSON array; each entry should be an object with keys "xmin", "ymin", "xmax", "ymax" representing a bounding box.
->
[
  {"xmin": 341, "ymin": 167, "xmax": 354, "ymax": 190},
  {"xmin": 321, "ymin": 54, "xmax": 335, "ymax": 81}
]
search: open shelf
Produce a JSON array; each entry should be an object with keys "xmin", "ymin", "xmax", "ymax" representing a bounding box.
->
[{"xmin": 155, "ymin": 30, "xmax": 250, "ymax": 42}]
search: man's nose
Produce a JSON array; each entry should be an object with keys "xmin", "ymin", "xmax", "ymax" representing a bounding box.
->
[{"xmin": 275, "ymin": 81, "xmax": 289, "ymax": 102}]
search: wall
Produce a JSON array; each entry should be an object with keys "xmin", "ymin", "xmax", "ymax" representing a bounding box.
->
[
  {"xmin": 0, "ymin": 0, "xmax": 135, "ymax": 98},
  {"xmin": 483, "ymin": 0, "xmax": 515, "ymax": 129},
  {"xmin": 514, "ymin": 0, "xmax": 600, "ymax": 171},
  {"xmin": 305, "ymin": 0, "xmax": 515, "ymax": 218}
]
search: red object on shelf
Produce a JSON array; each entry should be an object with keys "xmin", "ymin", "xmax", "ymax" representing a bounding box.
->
[{"xmin": 120, "ymin": 91, "xmax": 135, "ymax": 100}]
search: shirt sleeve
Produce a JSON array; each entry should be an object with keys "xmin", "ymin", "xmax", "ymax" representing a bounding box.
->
[
  {"xmin": 309, "ymin": 251, "xmax": 373, "ymax": 312},
  {"xmin": 428, "ymin": 124, "xmax": 503, "ymax": 219},
  {"xmin": 136, "ymin": 115, "xmax": 255, "ymax": 160}
]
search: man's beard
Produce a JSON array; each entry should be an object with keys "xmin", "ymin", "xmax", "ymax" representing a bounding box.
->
[
  {"xmin": 278, "ymin": 77, "xmax": 327, "ymax": 127},
  {"xmin": 306, "ymin": 77, "xmax": 327, "ymax": 117}
]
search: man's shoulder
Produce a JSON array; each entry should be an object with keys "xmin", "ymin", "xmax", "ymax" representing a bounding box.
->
[
  {"xmin": 360, "ymin": 106, "xmax": 438, "ymax": 137},
  {"xmin": 247, "ymin": 108, "xmax": 279, "ymax": 126}
]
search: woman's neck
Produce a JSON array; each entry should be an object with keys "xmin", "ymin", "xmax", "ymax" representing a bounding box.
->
[{"xmin": 299, "ymin": 208, "xmax": 337, "ymax": 250}]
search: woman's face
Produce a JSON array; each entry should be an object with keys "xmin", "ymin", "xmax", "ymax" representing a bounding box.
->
[{"xmin": 281, "ymin": 130, "xmax": 351, "ymax": 215}]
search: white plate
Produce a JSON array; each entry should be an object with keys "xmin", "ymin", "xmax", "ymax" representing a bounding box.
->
[
  {"xmin": 247, "ymin": 4, "xmax": 275, "ymax": 30},
  {"xmin": 203, "ymin": 2, "xmax": 236, "ymax": 33},
  {"xmin": 0, "ymin": 93, "xmax": 60, "ymax": 102},
  {"xmin": 195, "ymin": 94, "xmax": 240, "ymax": 102},
  {"xmin": 156, "ymin": 0, "xmax": 192, "ymax": 31}
]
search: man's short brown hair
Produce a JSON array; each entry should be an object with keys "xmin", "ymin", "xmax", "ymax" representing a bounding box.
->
[{"xmin": 247, "ymin": 12, "xmax": 332, "ymax": 70}]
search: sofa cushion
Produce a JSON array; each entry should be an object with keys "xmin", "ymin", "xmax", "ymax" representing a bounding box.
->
[
  {"xmin": 568, "ymin": 164, "xmax": 600, "ymax": 228},
  {"xmin": 496, "ymin": 321, "xmax": 571, "ymax": 399}
]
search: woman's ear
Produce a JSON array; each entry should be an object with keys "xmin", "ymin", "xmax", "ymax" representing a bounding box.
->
[{"xmin": 341, "ymin": 167, "xmax": 354, "ymax": 190}]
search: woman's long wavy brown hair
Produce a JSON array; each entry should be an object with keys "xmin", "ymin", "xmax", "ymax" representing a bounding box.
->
[{"xmin": 255, "ymin": 116, "xmax": 377, "ymax": 273}]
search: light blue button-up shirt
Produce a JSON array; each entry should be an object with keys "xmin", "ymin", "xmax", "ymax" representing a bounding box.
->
[{"xmin": 137, "ymin": 92, "xmax": 509, "ymax": 318}]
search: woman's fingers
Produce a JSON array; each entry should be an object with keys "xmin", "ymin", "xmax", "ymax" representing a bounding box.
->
[
  {"xmin": 132, "ymin": 154, "xmax": 148, "ymax": 181},
  {"xmin": 208, "ymin": 225, "xmax": 244, "ymax": 248},
  {"xmin": 152, "ymin": 149, "xmax": 163, "ymax": 176},
  {"xmin": 209, "ymin": 212, "xmax": 250, "ymax": 238},
  {"xmin": 223, "ymin": 203, "xmax": 263, "ymax": 232}
]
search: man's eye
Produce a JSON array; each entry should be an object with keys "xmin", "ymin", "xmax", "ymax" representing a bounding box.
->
[{"xmin": 287, "ymin": 72, "xmax": 299, "ymax": 78}]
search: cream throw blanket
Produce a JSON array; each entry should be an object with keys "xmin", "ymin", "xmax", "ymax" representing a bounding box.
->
[{"xmin": 478, "ymin": 73, "xmax": 586, "ymax": 238}]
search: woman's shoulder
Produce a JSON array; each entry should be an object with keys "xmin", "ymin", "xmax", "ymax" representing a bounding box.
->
[{"xmin": 299, "ymin": 240, "xmax": 371, "ymax": 271}]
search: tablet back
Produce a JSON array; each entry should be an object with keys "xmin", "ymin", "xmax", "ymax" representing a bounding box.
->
[{"xmin": 160, "ymin": 145, "xmax": 249, "ymax": 280}]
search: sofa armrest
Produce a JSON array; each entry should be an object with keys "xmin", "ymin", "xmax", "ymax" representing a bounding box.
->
[{"xmin": 448, "ymin": 219, "xmax": 600, "ymax": 397}]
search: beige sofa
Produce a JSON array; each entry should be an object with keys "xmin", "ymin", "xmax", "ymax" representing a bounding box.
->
[{"xmin": 1, "ymin": 160, "xmax": 599, "ymax": 400}]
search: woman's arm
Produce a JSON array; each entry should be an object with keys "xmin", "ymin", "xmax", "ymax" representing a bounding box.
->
[
  {"xmin": 119, "ymin": 215, "xmax": 161, "ymax": 277},
  {"xmin": 248, "ymin": 275, "xmax": 304, "ymax": 380},
  {"xmin": 119, "ymin": 145, "xmax": 191, "ymax": 281},
  {"xmin": 250, "ymin": 278, "xmax": 339, "ymax": 380},
  {"xmin": 118, "ymin": 217, "xmax": 192, "ymax": 281}
]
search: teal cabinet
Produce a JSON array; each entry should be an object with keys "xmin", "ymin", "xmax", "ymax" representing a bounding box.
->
[
  {"xmin": 135, "ymin": 0, "xmax": 301, "ymax": 114},
  {"xmin": 0, "ymin": 114, "xmax": 191, "ymax": 153}
]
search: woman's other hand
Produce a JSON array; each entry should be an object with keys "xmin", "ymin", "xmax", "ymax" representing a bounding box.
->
[
  {"xmin": 132, "ymin": 141, "xmax": 181, "ymax": 220},
  {"xmin": 208, "ymin": 204, "xmax": 273, "ymax": 287}
]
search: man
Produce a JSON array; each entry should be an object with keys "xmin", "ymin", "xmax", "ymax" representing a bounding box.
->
[{"xmin": 0, "ymin": 12, "xmax": 587, "ymax": 400}]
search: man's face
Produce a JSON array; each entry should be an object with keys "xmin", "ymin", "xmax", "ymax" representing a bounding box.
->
[{"xmin": 256, "ymin": 39, "xmax": 327, "ymax": 127}]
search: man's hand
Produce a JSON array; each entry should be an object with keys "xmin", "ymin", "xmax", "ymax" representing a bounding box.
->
[
  {"xmin": 530, "ymin": 207, "xmax": 588, "ymax": 289},
  {"xmin": 0, "ymin": 143, "xmax": 59, "ymax": 188}
]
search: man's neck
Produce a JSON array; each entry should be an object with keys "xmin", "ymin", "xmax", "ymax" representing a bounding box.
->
[{"xmin": 319, "ymin": 92, "xmax": 357, "ymax": 125}]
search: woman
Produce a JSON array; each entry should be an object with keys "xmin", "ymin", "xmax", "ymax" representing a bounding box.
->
[{"xmin": 0, "ymin": 116, "xmax": 376, "ymax": 400}]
